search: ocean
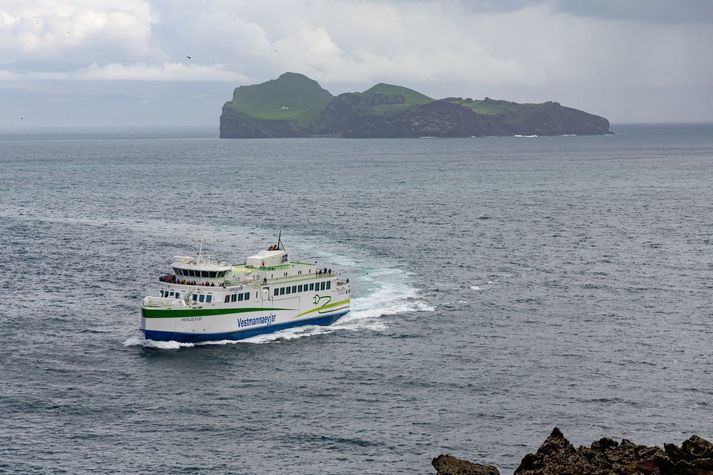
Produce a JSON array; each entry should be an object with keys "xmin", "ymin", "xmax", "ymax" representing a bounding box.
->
[{"xmin": 1, "ymin": 124, "xmax": 712, "ymax": 473}]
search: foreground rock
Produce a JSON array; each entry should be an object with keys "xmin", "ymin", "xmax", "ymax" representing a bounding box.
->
[
  {"xmin": 432, "ymin": 454, "xmax": 499, "ymax": 475},
  {"xmin": 433, "ymin": 428, "xmax": 713, "ymax": 475}
]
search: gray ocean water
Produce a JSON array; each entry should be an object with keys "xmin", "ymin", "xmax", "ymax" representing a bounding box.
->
[{"xmin": 1, "ymin": 124, "xmax": 712, "ymax": 474}]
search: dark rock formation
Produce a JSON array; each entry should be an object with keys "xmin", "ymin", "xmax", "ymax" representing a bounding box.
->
[
  {"xmin": 433, "ymin": 428, "xmax": 713, "ymax": 475},
  {"xmin": 309, "ymin": 93, "xmax": 365, "ymax": 136},
  {"xmin": 342, "ymin": 100, "xmax": 483, "ymax": 138},
  {"xmin": 514, "ymin": 427, "xmax": 713, "ymax": 474},
  {"xmin": 432, "ymin": 454, "xmax": 500, "ymax": 475},
  {"xmin": 219, "ymin": 106, "xmax": 306, "ymax": 138},
  {"xmin": 515, "ymin": 102, "xmax": 610, "ymax": 136}
]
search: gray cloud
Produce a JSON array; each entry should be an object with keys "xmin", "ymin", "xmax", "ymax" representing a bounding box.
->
[
  {"xmin": 553, "ymin": 0, "xmax": 713, "ymax": 24},
  {"xmin": 1, "ymin": 0, "xmax": 712, "ymax": 126}
]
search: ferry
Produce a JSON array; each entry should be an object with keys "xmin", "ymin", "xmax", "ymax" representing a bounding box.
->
[{"xmin": 140, "ymin": 236, "xmax": 351, "ymax": 343}]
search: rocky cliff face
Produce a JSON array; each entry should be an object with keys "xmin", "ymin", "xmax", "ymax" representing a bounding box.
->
[
  {"xmin": 342, "ymin": 100, "xmax": 485, "ymax": 138},
  {"xmin": 432, "ymin": 428, "xmax": 713, "ymax": 475},
  {"xmin": 219, "ymin": 105, "xmax": 305, "ymax": 138},
  {"xmin": 219, "ymin": 73, "xmax": 611, "ymax": 138}
]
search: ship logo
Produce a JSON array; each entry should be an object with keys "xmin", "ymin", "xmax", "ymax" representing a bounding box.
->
[{"xmin": 313, "ymin": 294, "xmax": 331, "ymax": 307}]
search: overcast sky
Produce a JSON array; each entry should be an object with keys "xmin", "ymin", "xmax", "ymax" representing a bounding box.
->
[{"xmin": 1, "ymin": 0, "xmax": 712, "ymax": 126}]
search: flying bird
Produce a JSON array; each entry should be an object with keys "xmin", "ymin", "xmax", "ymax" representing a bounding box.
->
[{"xmin": 186, "ymin": 55, "xmax": 192, "ymax": 60}]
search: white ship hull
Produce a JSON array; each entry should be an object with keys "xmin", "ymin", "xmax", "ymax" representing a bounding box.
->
[{"xmin": 142, "ymin": 283, "xmax": 350, "ymax": 343}]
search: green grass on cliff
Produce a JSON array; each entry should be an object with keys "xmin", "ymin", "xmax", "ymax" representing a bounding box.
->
[
  {"xmin": 228, "ymin": 72, "xmax": 333, "ymax": 124},
  {"xmin": 448, "ymin": 97, "xmax": 532, "ymax": 114},
  {"xmin": 227, "ymin": 72, "xmax": 554, "ymax": 126},
  {"xmin": 448, "ymin": 97, "xmax": 548, "ymax": 122},
  {"xmin": 360, "ymin": 83, "xmax": 433, "ymax": 117},
  {"xmin": 361, "ymin": 83, "xmax": 433, "ymax": 105}
]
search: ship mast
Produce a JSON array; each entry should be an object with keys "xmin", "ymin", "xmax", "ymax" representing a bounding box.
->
[
  {"xmin": 194, "ymin": 236, "xmax": 205, "ymax": 263},
  {"xmin": 277, "ymin": 230, "xmax": 285, "ymax": 251}
]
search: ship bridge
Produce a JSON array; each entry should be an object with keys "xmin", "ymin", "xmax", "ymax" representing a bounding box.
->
[{"xmin": 170, "ymin": 256, "xmax": 232, "ymax": 280}]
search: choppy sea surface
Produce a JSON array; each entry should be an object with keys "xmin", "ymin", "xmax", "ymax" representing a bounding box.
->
[{"xmin": 1, "ymin": 124, "xmax": 712, "ymax": 474}]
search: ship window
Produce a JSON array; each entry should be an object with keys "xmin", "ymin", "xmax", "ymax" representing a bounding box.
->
[
  {"xmin": 273, "ymin": 288, "xmax": 278, "ymax": 296},
  {"xmin": 192, "ymin": 294, "xmax": 197, "ymax": 301},
  {"xmin": 176, "ymin": 293, "xmax": 180, "ymax": 299},
  {"xmin": 225, "ymin": 295, "xmax": 230, "ymax": 303},
  {"xmin": 209, "ymin": 271, "xmax": 217, "ymax": 278},
  {"xmin": 206, "ymin": 295, "xmax": 212, "ymax": 303},
  {"xmin": 187, "ymin": 269, "xmax": 194, "ymax": 277},
  {"xmin": 292, "ymin": 286, "xmax": 297, "ymax": 293},
  {"xmin": 326, "ymin": 282, "xmax": 331, "ymax": 290},
  {"xmin": 169, "ymin": 291, "xmax": 174, "ymax": 297},
  {"xmin": 198, "ymin": 294, "xmax": 205, "ymax": 303},
  {"xmin": 279, "ymin": 287, "xmax": 285, "ymax": 295},
  {"xmin": 238, "ymin": 293, "xmax": 243, "ymax": 301},
  {"xmin": 229, "ymin": 294, "xmax": 235, "ymax": 302},
  {"xmin": 244, "ymin": 292, "xmax": 250, "ymax": 301},
  {"xmin": 298, "ymin": 285, "xmax": 303, "ymax": 292},
  {"xmin": 286, "ymin": 287, "xmax": 291, "ymax": 295},
  {"xmin": 320, "ymin": 282, "xmax": 326, "ymax": 291},
  {"xmin": 160, "ymin": 290, "xmax": 164, "ymax": 297},
  {"xmin": 173, "ymin": 267, "xmax": 181, "ymax": 275}
]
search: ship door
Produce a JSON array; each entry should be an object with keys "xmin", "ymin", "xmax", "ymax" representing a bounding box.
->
[{"xmin": 261, "ymin": 287, "xmax": 270, "ymax": 308}]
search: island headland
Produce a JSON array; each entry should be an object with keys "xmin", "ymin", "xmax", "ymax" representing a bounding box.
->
[
  {"xmin": 219, "ymin": 72, "xmax": 610, "ymax": 138},
  {"xmin": 432, "ymin": 428, "xmax": 713, "ymax": 474}
]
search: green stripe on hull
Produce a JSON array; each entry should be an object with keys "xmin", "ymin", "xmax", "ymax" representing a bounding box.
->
[
  {"xmin": 297, "ymin": 299, "xmax": 350, "ymax": 317},
  {"xmin": 142, "ymin": 306, "xmax": 292, "ymax": 318}
]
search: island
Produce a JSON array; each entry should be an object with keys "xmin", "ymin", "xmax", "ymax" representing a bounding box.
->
[{"xmin": 219, "ymin": 72, "xmax": 610, "ymax": 138}]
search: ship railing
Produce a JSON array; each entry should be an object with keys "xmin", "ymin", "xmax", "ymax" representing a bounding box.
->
[
  {"xmin": 143, "ymin": 296, "xmax": 188, "ymax": 309},
  {"xmin": 258, "ymin": 272, "xmax": 335, "ymax": 285}
]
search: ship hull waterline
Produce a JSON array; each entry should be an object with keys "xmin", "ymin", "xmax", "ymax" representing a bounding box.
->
[{"xmin": 141, "ymin": 309, "xmax": 350, "ymax": 343}]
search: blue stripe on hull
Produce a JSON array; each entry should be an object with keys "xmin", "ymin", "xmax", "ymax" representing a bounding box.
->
[{"xmin": 143, "ymin": 310, "xmax": 349, "ymax": 343}]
